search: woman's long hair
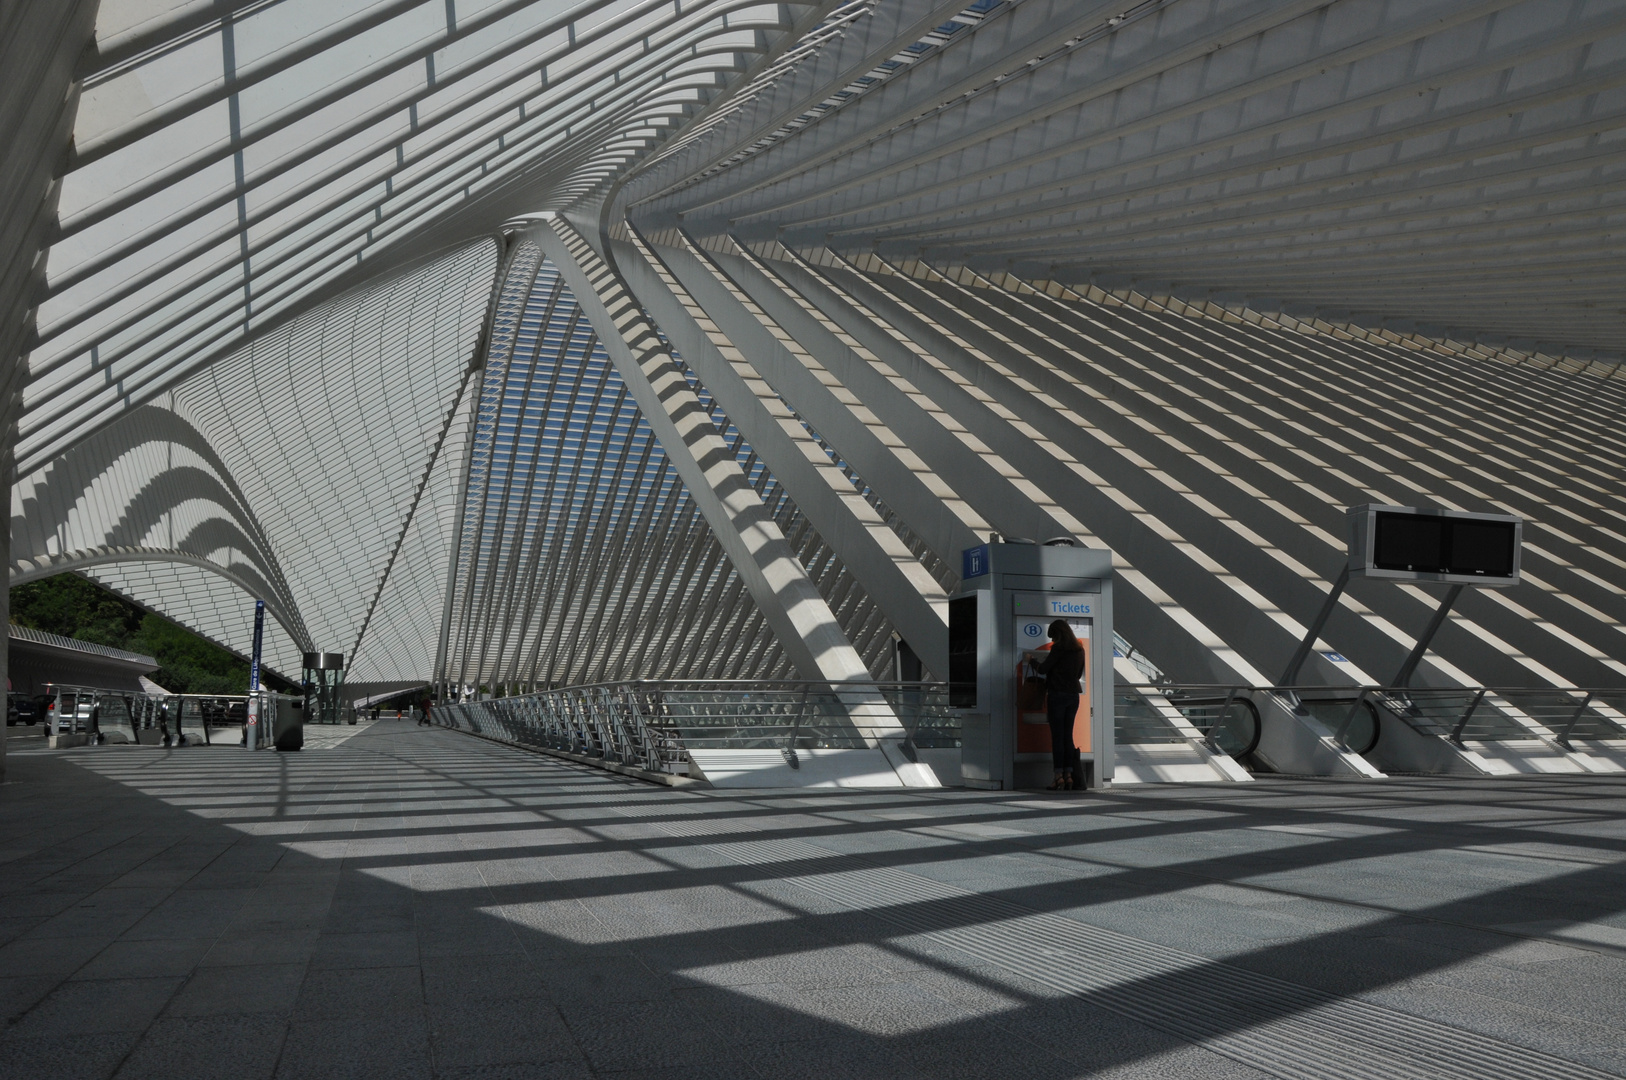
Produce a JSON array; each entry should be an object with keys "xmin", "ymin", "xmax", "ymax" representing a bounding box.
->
[{"xmin": 1047, "ymin": 619, "xmax": 1082, "ymax": 650}]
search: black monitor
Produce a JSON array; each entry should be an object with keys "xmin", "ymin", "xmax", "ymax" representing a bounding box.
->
[{"xmin": 1352, "ymin": 505, "xmax": 1520, "ymax": 585}]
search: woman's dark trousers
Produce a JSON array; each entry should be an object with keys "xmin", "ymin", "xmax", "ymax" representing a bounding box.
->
[{"xmin": 1047, "ymin": 693, "xmax": 1081, "ymax": 778}]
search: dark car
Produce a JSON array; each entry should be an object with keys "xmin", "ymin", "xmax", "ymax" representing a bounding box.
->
[{"xmin": 7, "ymin": 692, "xmax": 40, "ymax": 726}]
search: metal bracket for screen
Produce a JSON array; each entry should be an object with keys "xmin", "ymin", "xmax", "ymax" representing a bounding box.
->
[
  {"xmin": 1282, "ymin": 505, "xmax": 1522, "ymax": 691},
  {"xmin": 1278, "ymin": 561, "xmax": 1351, "ymax": 688}
]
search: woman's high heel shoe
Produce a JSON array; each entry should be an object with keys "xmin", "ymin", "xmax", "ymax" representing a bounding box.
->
[{"xmin": 1047, "ymin": 771, "xmax": 1065, "ymax": 790}]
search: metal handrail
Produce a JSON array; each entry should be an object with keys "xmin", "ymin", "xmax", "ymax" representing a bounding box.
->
[
  {"xmin": 1121, "ymin": 683, "xmax": 1626, "ymax": 747},
  {"xmin": 433, "ymin": 680, "xmax": 961, "ymax": 774},
  {"xmin": 432, "ymin": 680, "xmax": 1626, "ymax": 780},
  {"xmin": 36, "ymin": 684, "xmax": 252, "ymax": 746}
]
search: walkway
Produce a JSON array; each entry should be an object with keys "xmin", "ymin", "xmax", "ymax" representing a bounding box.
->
[{"xmin": 3, "ymin": 723, "xmax": 1626, "ymax": 1079}]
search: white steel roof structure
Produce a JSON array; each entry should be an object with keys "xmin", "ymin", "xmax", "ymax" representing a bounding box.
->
[{"xmin": 4, "ymin": 0, "xmax": 1626, "ymax": 700}]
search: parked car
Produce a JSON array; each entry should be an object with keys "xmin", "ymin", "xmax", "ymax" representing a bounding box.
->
[
  {"xmin": 38, "ymin": 688, "xmax": 93, "ymax": 736},
  {"xmin": 7, "ymin": 692, "xmax": 40, "ymax": 726},
  {"xmin": 32, "ymin": 691, "xmax": 57, "ymax": 731}
]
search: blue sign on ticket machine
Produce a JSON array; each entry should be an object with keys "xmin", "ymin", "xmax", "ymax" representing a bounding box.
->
[{"xmin": 949, "ymin": 543, "xmax": 1115, "ymax": 789}]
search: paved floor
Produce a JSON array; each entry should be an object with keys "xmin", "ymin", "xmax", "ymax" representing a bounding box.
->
[{"xmin": 3, "ymin": 723, "xmax": 1626, "ymax": 1080}]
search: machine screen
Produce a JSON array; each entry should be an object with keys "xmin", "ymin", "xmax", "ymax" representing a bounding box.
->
[{"xmin": 948, "ymin": 596, "xmax": 979, "ymax": 708}]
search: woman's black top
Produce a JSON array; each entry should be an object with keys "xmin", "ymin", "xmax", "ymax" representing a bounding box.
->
[{"xmin": 1035, "ymin": 641, "xmax": 1085, "ymax": 694}]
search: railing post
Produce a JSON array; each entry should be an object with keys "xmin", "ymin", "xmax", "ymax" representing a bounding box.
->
[
  {"xmin": 1557, "ymin": 692, "xmax": 1594, "ymax": 750},
  {"xmin": 607, "ymin": 689, "xmax": 630, "ymax": 763},
  {"xmin": 620, "ymin": 688, "xmax": 638, "ymax": 768},
  {"xmin": 601, "ymin": 691, "xmax": 618, "ymax": 760},
  {"xmin": 1449, "ymin": 688, "xmax": 1488, "ymax": 744},
  {"xmin": 787, "ymin": 684, "xmax": 810, "ymax": 751},
  {"xmin": 588, "ymin": 691, "xmax": 609, "ymax": 757},
  {"xmin": 626, "ymin": 687, "xmax": 658, "ymax": 772}
]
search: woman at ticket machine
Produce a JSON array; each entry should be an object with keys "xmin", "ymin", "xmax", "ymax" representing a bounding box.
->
[{"xmin": 1025, "ymin": 620, "xmax": 1086, "ymax": 790}]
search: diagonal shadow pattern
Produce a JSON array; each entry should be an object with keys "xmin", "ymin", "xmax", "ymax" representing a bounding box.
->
[{"xmin": 2, "ymin": 723, "xmax": 1625, "ymax": 1080}]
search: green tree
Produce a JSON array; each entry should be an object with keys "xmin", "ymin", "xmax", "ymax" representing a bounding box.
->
[
  {"xmin": 11, "ymin": 573, "xmax": 289, "ymax": 694},
  {"xmin": 10, "ymin": 573, "xmax": 142, "ymax": 647},
  {"xmin": 130, "ymin": 616, "xmax": 251, "ymax": 695}
]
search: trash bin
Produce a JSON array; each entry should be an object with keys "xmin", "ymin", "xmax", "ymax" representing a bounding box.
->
[{"xmin": 273, "ymin": 695, "xmax": 304, "ymax": 751}]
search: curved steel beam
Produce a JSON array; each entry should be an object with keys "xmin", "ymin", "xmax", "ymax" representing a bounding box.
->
[{"xmin": 9, "ymin": 546, "xmax": 310, "ymax": 651}]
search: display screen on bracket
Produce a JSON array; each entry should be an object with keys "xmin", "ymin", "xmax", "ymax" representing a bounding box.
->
[{"xmin": 1372, "ymin": 512, "xmax": 1517, "ymax": 577}]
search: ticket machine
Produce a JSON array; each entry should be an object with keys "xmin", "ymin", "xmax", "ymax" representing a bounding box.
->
[{"xmin": 949, "ymin": 542, "xmax": 1114, "ymax": 789}]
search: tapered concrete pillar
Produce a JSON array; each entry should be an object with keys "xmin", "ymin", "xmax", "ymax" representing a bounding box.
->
[{"xmin": 534, "ymin": 218, "xmax": 875, "ymax": 685}]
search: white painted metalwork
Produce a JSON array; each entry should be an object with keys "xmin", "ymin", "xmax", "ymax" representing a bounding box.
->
[
  {"xmin": 5, "ymin": 0, "xmax": 1625, "ymax": 749},
  {"xmin": 12, "ymin": 240, "xmax": 498, "ymax": 682}
]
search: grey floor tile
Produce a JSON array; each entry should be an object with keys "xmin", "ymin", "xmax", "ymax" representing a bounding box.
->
[
  {"xmin": 123, "ymin": 906, "xmax": 247, "ymax": 941},
  {"xmin": 0, "ymin": 933, "xmax": 116, "ymax": 975},
  {"xmin": 418, "ymin": 923, "xmax": 519, "ymax": 958},
  {"xmin": 0, "ymin": 973, "xmax": 61, "ymax": 1024},
  {"xmin": 560, "ymin": 998, "xmax": 743, "ymax": 1073},
  {"xmin": 11, "ymin": 726, "xmax": 1626, "ymax": 1080},
  {"xmin": 8, "ymin": 975, "xmax": 182, "ymax": 1036},
  {"xmin": 274, "ymin": 1016, "xmax": 430, "ymax": 1080},
  {"xmin": 884, "ymin": 1028, "xmax": 1081, "ymax": 1080},
  {"xmin": 502, "ymin": 901, "xmax": 626, "ymax": 952},
  {"xmin": 989, "ymin": 997, "xmax": 1197, "ymax": 1069},
  {"xmin": 1569, "ymin": 1045, "xmax": 1626, "ymax": 1075},
  {"xmin": 230, "ymin": 905, "xmax": 336, "ymax": 937},
  {"xmin": 738, "ymin": 1032, "xmax": 928, "ymax": 1080},
  {"xmin": 112, "ymin": 1014, "xmax": 287, "ymax": 1080},
  {"xmin": 291, "ymin": 964, "xmax": 421, "ymax": 1021},
  {"xmin": 427, "ymin": 999, "xmax": 581, "ymax": 1069},
  {"xmin": 165, "ymin": 963, "xmax": 306, "ymax": 1017},
  {"xmin": 200, "ymin": 929, "xmax": 322, "ymax": 968},
  {"xmin": 1085, "ymin": 1043, "xmax": 1278, "ymax": 1079},
  {"xmin": 593, "ymin": 1064, "xmax": 767, "ymax": 1080},
  {"xmin": 420, "ymin": 953, "xmax": 549, "ymax": 1005},
  {"xmin": 75, "ymin": 936, "xmax": 214, "ymax": 979},
  {"xmin": 435, "ymin": 1067, "xmax": 593, "ymax": 1080},
  {"xmin": 0, "ymin": 1030, "xmax": 141, "ymax": 1080},
  {"xmin": 535, "ymin": 954, "xmax": 670, "ymax": 1002},
  {"xmin": 0, "ymin": 916, "xmax": 46, "ymax": 948},
  {"xmin": 28, "ymin": 903, "xmax": 150, "ymax": 941},
  {"xmin": 674, "ymin": 982, "xmax": 849, "ymax": 1043},
  {"xmin": 322, "ymin": 907, "xmax": 414, "ymax": 935},
  {"xmin": 0, "ymin": 891, "xmax": 92, "ymax": 919},
  {"xmin": 306, "ymin": 930, "xmax": 418, "ymax": 970},
  {"xmin": 785, "ymin": 980, "xmax": 975, "ymax": 1037}
]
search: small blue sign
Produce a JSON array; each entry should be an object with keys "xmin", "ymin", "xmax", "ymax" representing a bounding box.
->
[
  {"xmin": 1020, "ymin": 620, "xmax": 1046, "ymax": 641},
  {"xmin": 249, "ymin": 599, "xmax": 265, "ymax": 692},
  {"xmin": 963, "ymin": 544, "xmax": 989, "ymax": 579},
  {"xmin": 1322, "ymin": 651, "xmax": 1348, "ymax": 663}
]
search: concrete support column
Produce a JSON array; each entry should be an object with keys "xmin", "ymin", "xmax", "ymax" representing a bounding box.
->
[
  {"xmin": 534, "ymin": 218, "xmax": 874, "ymax": 684},
  {"xmin": 614, "ymin": 230, "xmax": 949, "ymax": 666},
  {"xmin": 0, "ymin": 0, "xmax": 104, "ymax": 780},
  {"xmin": 1, "ymin": 440, "xmax": 8, "ymax": 782}
]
